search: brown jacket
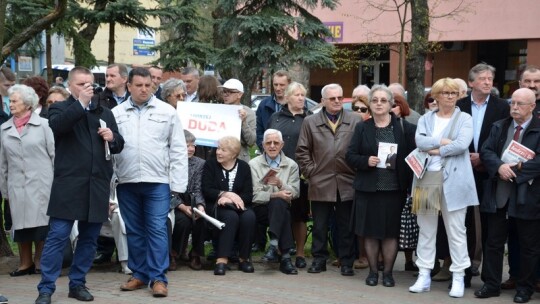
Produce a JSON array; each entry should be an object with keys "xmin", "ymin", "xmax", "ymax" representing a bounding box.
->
[{"xmin": 296, "ymin": 108, "xmax": 361, "ymax": 202}]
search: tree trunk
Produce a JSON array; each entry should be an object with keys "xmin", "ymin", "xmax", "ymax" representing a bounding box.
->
[
  {"xmin": 73, "ymin": 0, "xmax": 108, "ymax": 67},
  {"xmin": 0, "ymin": 0, "xmax": 7, "ymax": 51},
  {"xmin": 46, "ymin": 30, "xmax": 53, "ymax": 86},
  {"xmin": 1, "ymin": 0, "xmax": 68, "ymax": 62},
  {"xmin": 108, "ymin": 21, "xmax": 115, "ymax": 65},
  {"xmin": 406, "ymin": 0, "xmax": 429, "ymax": 112}
]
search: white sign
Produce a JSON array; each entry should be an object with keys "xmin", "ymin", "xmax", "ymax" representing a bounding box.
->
[
  {"xmin": 18, "ymin": 56, "xmax": 32, "ymax": 72},
  {"xmin": 177, "ymin": 103, "xmax": 242, "ymax": 147}
]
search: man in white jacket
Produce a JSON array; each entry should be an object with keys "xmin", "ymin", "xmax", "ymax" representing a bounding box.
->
[{"xmin": 112, "ymin": 67, "xmax": 188, "ymax": 298}]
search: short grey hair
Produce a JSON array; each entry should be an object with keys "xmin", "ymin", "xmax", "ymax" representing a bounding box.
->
[
  {"xmin": 369, "ymin": 84, "xmax": 394, "ymax": 106},
  {"xmin": 181, "ymin": 67, "xmax": 200, "ymax": 78},
  {"xmin": 8, "ymin": 84, "xmax": 39, "ymax": 110},
  {"xmin": 468, "ymin": 63, "xmax": 495, "ymax": 82},
  {"xmin": 352, "ymin": 84, "xmax": 370, "ymax": 97},
  {"xmin": 388, "ymin": 83, "xmax": 405, "ymax": 98},
  {"xmin": 321, "ymin": 83, "xmax": 343, "ymax": 99},
  {"xmin": 184, "ymin": 129, "xmax": 196, "ymax": 143},
  {"xmin": 263, "ymin": 129, "xmax": 283, "ymax": 143},
  {"xmin": 160, "ymin": 78, "xmax": 186, "ymax": 101}
]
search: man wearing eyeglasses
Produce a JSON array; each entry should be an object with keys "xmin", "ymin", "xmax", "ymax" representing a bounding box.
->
[
  {"xmin": 479, "ymin": 88, "xmax": 540, "ymax": 303},
  {"xmin": 456, "ymin": 63, "xmax": 510, "ymax": 286},
  {"xmin": 296, "ymin": 83, "xmax": 361, "ymax": 276},
  {"xmin": 219, "ymin": 78, "xmax": 256, "ymax": 163},
  {"xmin": 93, "ymin": 64, "xmax": 130, "ymax": 110}
]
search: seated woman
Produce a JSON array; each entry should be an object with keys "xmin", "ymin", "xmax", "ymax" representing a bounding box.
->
[
  {"xmin": 171, "ymin": 130, "xmax": 206, "ymax": 271},
  {"xmin": 249, "ymin": 129, "xmax": 300, "ymax": 275},
  {"xmin": 202, "ymin": 136, "xmax": 256, "ymax": 275}
]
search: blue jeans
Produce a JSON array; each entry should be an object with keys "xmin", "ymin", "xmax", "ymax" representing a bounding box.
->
[
  {"xmin": 38, "ymin": 218, "xmax": 102, "ymax": 294},
  {"xmin": 117, "ymin": 183, "xmax": 170, "ymax": 284}
]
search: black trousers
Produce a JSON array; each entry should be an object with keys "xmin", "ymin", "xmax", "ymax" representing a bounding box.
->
[
  {"xmin": 311, "ymin": 197, "xmax": 354, "ymax": 267},
  {"xmin": 481, "ymin": 207, "xmax": 508, "ymax": 291},
  {"xmin": 216, "ymin": 207, "xmax": 256, "ymax": 260},
  {"xmin": 172, "ymin": 209, "xmax": 206, "ymax": 257},
  {"xmin": 515, "ymin": 218, "xmax": 540, "ymax": 295},
  {"xmin": 253, "ymin": 198, "xmax": 294, "ymax": 252}
]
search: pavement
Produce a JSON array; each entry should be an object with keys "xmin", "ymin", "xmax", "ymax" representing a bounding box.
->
[{"xmin": 0, "ymin": 253, "xmax": 530, "ymax": 304}]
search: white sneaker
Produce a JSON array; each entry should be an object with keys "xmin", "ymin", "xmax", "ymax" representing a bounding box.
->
[
  {"xmin": 409, "ymin": 269, "xmax": 431, "ymax": 293},
  {"xmin": 449, "ymin": 272, "xmax": 465, "ymax": 298}
]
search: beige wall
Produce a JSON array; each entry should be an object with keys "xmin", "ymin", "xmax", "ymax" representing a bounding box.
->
[{"xmin": 66, "ymin": 0, "xmax": 160, "ymax": 66}]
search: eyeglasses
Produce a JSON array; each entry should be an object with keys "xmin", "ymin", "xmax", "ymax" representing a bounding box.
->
[
  {"xmin": 222, "ymin": 89, "xmax": 240, "ymax": 95},
  {"xmin": 510, "ymin": 101, "xmax": 534, "ymax": 107},
  {"xmin": 426, "ymin": 98, "xmax": 436, "ymax": 104},
  {"xmin": 264, "ymin": 141, "xmax": 281, "ymax": 147},
  {"xmin": 325, "ymin": 96, "xmax": 344, "ymax": 102},
  {"xmin": 371, "ymin": 98, "xmax": 389, "ymax": 104},
  {"xmin": 352, "ymin": 106, "xmax": 369, "ymax": 113},
  {"xmin": 441, "ymin": 91, "xmax": 459, "ymax": 97},
  {"xmin": 174, "ymin": 93, "xmax": 187, "ymax": 99}
]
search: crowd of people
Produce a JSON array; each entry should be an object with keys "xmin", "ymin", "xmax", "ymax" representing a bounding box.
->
[{"xmin": 0, "ymin": 62, "xmax": 538, "ymax": 304}]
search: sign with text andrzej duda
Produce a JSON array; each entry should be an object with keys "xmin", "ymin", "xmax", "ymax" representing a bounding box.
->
[
  {"xmin": 133, "ymin": 39, "xmax": 155, "ymax": 56},
  {"xmin": 324, "ymin": 22, "xmax": 344, "ymax": 43}
]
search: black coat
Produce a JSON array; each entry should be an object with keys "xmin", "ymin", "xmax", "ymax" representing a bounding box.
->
[
  {"xmin": 480, "ymin": 115, "xmax": 540, "ymax": 219},
  {"xmin": 47, "ymin": 96, "xmax": 124, "ymax": 222},
  {"xmin": 267, "ymin": 105, "xmax": 311, "ymax": 162},
  {"xmin": 346, "ymin": 115, "xmax": 416, "ymax": 192},
  {"xmin": 201, "ymin": 158, "xmax": 253, "ymax": 214}
]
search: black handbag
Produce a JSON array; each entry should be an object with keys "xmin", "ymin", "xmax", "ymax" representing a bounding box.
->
[{"xmin": 399, "ymin": 195, "xmax": 419, "ymax": 250}]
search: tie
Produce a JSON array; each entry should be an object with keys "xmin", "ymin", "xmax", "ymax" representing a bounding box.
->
[{"xmin": 513, "ymin": 125, "xmax": 522, "ymax": 142}]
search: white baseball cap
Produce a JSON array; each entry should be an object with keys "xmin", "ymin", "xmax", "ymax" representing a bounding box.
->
[{"xmin": 219, "ymin": 79, "xmax": 244, "ymax": 93}]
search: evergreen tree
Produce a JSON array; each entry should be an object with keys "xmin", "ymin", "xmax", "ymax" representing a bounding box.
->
[
  {"xmin": 151, "ymin": 0, "xmax": 213, "ymax": 71},
  {"xmin": 213, "ymin": 0, "xmax": 338, "ymax": 100}
]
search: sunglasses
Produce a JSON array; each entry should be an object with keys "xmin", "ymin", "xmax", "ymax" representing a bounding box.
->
[
  {"xmin": 352, "ymin": 106, "xmax": 369, "ymax": 113},
  {"xmin": 426, "ymin": 98, "xmax": 435, "ymax": 104},
  {"xmin": 391, "ymin": 104, "xmax": 399, "ymax": 108}
]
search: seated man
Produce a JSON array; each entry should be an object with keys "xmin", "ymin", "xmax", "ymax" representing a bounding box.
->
[{"xmin": 249, "ymin": 129, "xmax": 300, "ymax": 275}]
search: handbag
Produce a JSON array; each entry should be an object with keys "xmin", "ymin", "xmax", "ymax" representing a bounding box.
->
[
  {"xmin": 399, "ymin": 195, "xmax": 419, "ymax": 250},
  {"xmin": 412, "ymin": 110, "xmax": 461, "ymax": 215}
]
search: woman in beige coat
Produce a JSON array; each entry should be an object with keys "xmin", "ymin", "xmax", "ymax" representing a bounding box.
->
[{"xmin": 0, "ymin": 84, "xmax": 54, "ymax": 276}]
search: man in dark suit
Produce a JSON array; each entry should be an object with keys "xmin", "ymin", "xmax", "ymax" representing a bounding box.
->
[
  {"xmin": 479, "ymin": 88, "xmax": 540, "ymax": 303},
  {"xmin": 456, "ymin": 63, "xmax": 510, "ymax": 286},
  {"xmin": 35, "ymin": 67, "xmax": 124, "ymax": 304}
]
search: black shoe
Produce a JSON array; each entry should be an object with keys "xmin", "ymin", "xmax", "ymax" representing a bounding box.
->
[
  {"xmin": 470, "ymin": 265, "xmax": 480, "ymax": 276},
  {"xmin": 295, "ymin": 256, "xmax": 307, "ymax": 269},
  {"xmin": 10, "ymin": 263, "xmax": 35, "ymax": 276},
  {"xmin": 262, "ymin": 245, "xmax": 279, "ymax": 263},
  {"xmin": 341, "ymin": 265, "xmax": 354, "ymax": 276},
  {"xmin": 214, "ymin": 263, "xmax": 226, "ymax": 275},
  {"xmin": 280, "ymin": 258, "xmax": 298, "ymax": 275},
  {"xmin": 35, "ymin": 293, "xmax": 51, "ymax": 304},
  {"xmin": 68, "ymin": 285, "xmax": 94, "ymax": 301},
  {"xmin": 383, "ymin": 272, "xmax": 395, "ymax": 287},
  {"xmin": 289, "ymin": 248, "xmax": 297, "ymax": 256},
  {"xmin": 514, "ymin": 290, "xmax": 532, "ymax": 303},
  {"xmin": 93, "ymin": 252, "xmax": 111, "ymax": 264},
  {"xmin": 238, "ymin": 260, "xmax": 255, "ymax": 273},
  {"xmin": 307, "ymin": 261, "xmax": 327, "ymax": 273},
  {"xmin": 474, "ymin": 285, "xmax": 501, "ymax": 298},
  {"xmin": 365, "ymin": 272, "xmax": 379, "ymax": 286},
  {"xmin": 405, "ymin": 261, "xmax": 419, "ymax": 271}
]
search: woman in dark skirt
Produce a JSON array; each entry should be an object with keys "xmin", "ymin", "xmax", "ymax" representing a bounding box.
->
[
  {"xmin": 0, "ymin": 85, "xmax": 55, "ymax": 276},
  {"xmin": 346, "ymin": 84, "xmax": 416, "ymax": 287}
]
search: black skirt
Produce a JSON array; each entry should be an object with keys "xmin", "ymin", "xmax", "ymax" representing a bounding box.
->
[
  {"xmin": 352, "ymin": 190, "xmax": 406, "ymax": 239},
  {"xmin": 13, "ymin": 225, "xmax": 49, "ymax": 242}
]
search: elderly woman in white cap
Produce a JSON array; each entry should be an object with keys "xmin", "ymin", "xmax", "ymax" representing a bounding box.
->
[{"xmin": 219, "ymin": 79, "xmax": 256, "ymax": 163}]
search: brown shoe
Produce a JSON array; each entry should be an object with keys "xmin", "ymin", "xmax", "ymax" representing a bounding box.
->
[
  {"xmin": 189, "ymin": 256, "xmax": 202, "ymax": 271},
  {"xmin": 152, "ymin": 281, "xmax": 168, "ymax": 297},
  {"xmin": 120, "ymin": 277, "xmax": 146, "ymax": 291},
  {"xmin": 501, "ymin": 277, "xmax": 516, "ymax": 290},
  {"xmin": 354, "ymin": 258, "xmax": 368, "ymax": 269},
  {"xmin": 168, "ymin": 255, "xmax": 177, "ymax": 271}
]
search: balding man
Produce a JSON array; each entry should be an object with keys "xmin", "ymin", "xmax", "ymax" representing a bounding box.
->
[{"xmin": 478, "ymin": 88, "xmax": 540, "ymax": 303}]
